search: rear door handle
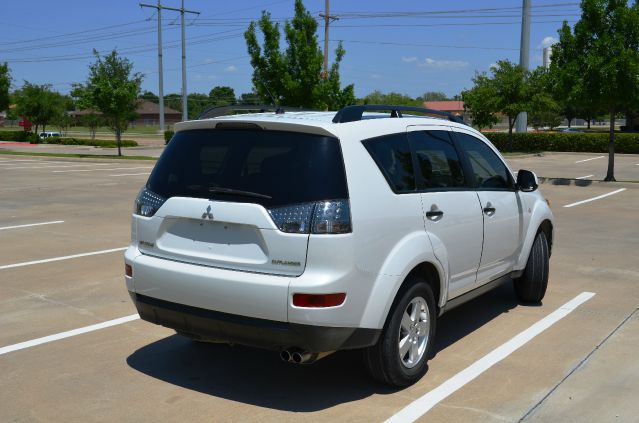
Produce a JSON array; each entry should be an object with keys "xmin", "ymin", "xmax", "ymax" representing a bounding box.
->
[
  {"xmin": 426, "ymin": 210, "xmax": 444, "ymax": 220},
  {"xmin": 483, "ymin": 206, "xmax": 496, "ymax": 216}
]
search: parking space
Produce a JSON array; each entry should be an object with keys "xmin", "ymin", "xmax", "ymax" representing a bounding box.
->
[{"xmin": 1, "ymin": 154, "xmax": 638, "ymax": 422}]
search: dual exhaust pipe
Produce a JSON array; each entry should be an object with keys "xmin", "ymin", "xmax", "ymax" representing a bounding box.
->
[{"xmin": 280, "ymin": 349, "xmax": 333, "ymax": 365}]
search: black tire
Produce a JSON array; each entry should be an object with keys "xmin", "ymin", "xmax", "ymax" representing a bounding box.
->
[
  {"xmin": 514, "ymin": 231, "xmax": 550, "ymax": 303},
  {"xmin": 363, "ymin": 278, "xmax": 437, "ymax": 387}
]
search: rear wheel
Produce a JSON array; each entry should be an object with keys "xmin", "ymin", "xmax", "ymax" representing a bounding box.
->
[
  {"xmin": 364, "ymin": 279, "xmax": 436, "ymax": 387},
  {"xmin": 514, "ymin": 231, "xmax": 550, "ymax": 303}
]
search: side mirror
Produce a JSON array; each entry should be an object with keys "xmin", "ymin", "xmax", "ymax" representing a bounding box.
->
[{"xmin": 517, "ymin": 169, "xmax": 538, "ymax": 192}]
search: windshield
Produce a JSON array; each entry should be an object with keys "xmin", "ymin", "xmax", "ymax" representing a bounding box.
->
[{"xmin": 147, "ymin": 128, "xmax": 348, "ymax": 208}]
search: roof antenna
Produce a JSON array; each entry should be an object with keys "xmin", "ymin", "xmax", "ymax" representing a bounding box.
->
[{"xmin": 258, "ymin": 75, "xmax": 284, "ymax": 115}]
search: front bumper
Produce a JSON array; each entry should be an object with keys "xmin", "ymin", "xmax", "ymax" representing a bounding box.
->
[{"xmin": 131, "ymin": 292, "xmax": 380, "ymax": 352}]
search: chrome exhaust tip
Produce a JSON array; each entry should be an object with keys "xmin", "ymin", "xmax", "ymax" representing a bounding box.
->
[{"xmin": 280, "ymin": 350, "xmax": 292, "ymax": 362}]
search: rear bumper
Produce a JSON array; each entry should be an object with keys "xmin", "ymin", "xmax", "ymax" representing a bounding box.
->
[{"xmin": 131, "ymin": 292, "xmax": 380, "ymax": 352}]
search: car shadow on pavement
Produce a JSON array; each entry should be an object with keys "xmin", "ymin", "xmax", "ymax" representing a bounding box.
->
[
  {"xmin": 126, "ymin": 283, "xmax": 522, "ymax": 412},
  {"xmin": 434, "ymin": 283, "xmax": 520, "ymax": 355}
]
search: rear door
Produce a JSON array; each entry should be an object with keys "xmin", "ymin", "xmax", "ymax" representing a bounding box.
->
[
  {"xmin": 138, "ymin": 128, "xmax": 349, "ymax": 277},
  {"xmin": 453, "ymin": 130, "xmax": 523, "ymax": 284},
  {"xmin": 406, "ymin": 126, "xmax": 484, "ymax": 298}
]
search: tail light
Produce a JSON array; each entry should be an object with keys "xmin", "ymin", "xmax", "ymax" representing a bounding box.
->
[
  {"xmin": 267, "ymin": 199, "xmax": 351, "ymax": 234},
  {"xmin": 134, "ymin": 187, "xmax": 166, "ymax": 217}
]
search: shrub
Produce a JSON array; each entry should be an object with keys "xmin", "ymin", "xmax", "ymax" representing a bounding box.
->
[
  {"xmin": 164, "ymin": 130, "xmax": 174, "ymax": 144},
  {"xmin": 38, "ymin": 137, "xmax": 138, "ymax": 148},
  {"xmin": 0, "ymin": 131, "xmax": 31, "ymax": 142},
  {"xmin": 482, "ymin": 132, "xmax": 639, "ymax": 154}
]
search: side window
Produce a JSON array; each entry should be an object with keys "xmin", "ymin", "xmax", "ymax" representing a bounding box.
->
[
  {"xmin": 408, "ymin": 130, "xmax": 466, "ymax": 189},
  {"xmin": 363, "ymin": 133, "xmax": 415, "ymax": 193},
  {"xmin": 455, "ymin": 133, "xmax": 512, "ymax": 190}
]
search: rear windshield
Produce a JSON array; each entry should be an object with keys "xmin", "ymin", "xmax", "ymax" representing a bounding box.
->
[{"xmin": 147, "ymin": 128, "xmax": 348, "ymax": 208}]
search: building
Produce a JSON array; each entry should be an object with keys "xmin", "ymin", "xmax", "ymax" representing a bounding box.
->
[
  {"xmin": 423, "ymin": 100, "xmax": 510, "ymax": 129},
  {"xmin": 70, "ymin": 100, "xmax": 181, "ymax": 129}
]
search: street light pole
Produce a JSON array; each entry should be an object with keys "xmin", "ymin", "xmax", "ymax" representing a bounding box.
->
[
  {"xmin": 517, "ymin": 0, "xmax": 531, "ymax": 133},
  {"xmin": 140, "ymin": 1, "xmax": 165, "ymax": 132}
]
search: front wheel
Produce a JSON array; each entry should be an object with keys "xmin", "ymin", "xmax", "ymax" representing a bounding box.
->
[
  {"xmin": 514, "ymin": 231, "xmax": 550, "ymax": 303},
  {"xmin": 364, "ymin": 279, "xmax": 437, "ymax": 387}
]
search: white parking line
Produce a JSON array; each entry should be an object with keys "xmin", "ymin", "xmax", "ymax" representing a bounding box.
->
[
  {"xmin": 563, "ymin": 188, "xmax": 626, "ymax": 208},
  {"xmin": 110, "ymin": 172, "xmax": 150, "ymax": 176},
  {"xmin": 0, "ymin": 247, "xmax": 127, "ymax": 270},
  {"xmin": 53, "ymin": 167, "xmax": 152, "ymax": 173},
  {"xmin": 0, "ymin": 220, "xmax": 64, "ymax": 231},
  {"xmin": 0, "ymin": 314, "xmax": 140, "ymax": 356},
  {"xmin": 385, "ymin": 292, "xmax": 596, "ymax": 423},
  {"xmin": 574, "ymin": 156, "xmax": 604, "ymax": 163},
  {"xmin": 575, "ymin": 175, "xmax": 594, "ymax": 180}
]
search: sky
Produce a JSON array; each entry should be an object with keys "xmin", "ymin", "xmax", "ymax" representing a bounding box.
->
[{"xmin": 0, "ymin": 0, "xmax": 582, "ymax": 100}]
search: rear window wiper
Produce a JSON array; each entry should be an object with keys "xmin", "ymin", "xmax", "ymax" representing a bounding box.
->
[{"xmin": 208, "ymin": 186, "xmax": 272, "ymax": 200}]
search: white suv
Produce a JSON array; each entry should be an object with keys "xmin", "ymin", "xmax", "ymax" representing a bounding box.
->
[{"xmin": 125, "ymin": 105, "xmax": 554, "ymax": 387}]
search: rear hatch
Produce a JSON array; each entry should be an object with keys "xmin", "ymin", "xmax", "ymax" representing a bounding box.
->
[{"xmin": 137, "ymin": 126, "xmax": 348, "ymax": 276}]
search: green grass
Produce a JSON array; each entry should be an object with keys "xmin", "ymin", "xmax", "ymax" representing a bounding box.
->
[{"xmin": 0, "ymin": 151, "xmax": 157, "ymax": 160}]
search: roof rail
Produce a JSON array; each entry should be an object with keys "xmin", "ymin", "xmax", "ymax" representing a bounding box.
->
[
  {"xmin": 198, "ymin": 104, "xmax": 309, "ymax": 120},
  {"xmin": 332, "ymin": 104, "xmax": 465, "ymax": 125}
]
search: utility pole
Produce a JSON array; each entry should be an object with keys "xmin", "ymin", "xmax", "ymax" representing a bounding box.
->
[
  {"xmin": 140, "ymin": 1, "xmax": 165, "ymax": 132},
  {"xmin": 516, "ymin": 0, "xmax": 531, "ymax": 133},
  {"xmin": 319, "ymin": 0, "xmax": 338, "ymax": 79},
  {"xmin": 141, "ymin": 1, "xmax": 199, "ymax": 122}
]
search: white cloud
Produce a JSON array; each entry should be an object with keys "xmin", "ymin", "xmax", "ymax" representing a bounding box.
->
[
  {"xmin": 370, "ymin": 74, "xmax": 383, "ymax": 79},
  {"xmin": 204, "ymin": 58, "xmax": 215, "ymax": 64},
  {"xmin": 225, "ymin": 65, "xmax": 238, "ymax": 73},
  {"xmin": 539, "ymin": 36, "xmax": 558, "ymax": 49},
  {"xmin": 418, "ymin": 57, "xmax": 468, "ymax": 70},
  {"xmin": 401, "ymin": 56, "xmax": 418, "ymax": 63}
]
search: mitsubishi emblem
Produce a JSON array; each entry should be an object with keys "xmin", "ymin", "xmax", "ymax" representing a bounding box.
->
[{"xmin": 202, "ymin": 204, "xmax": 213, "ymax": 220}]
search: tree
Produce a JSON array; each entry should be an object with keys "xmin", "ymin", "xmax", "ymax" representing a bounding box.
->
[
  {"xmin": 140, "ymin": 90, "xmax": 159, "ymax": 104},
  {"xmin": 209, "ymin": 86, "xmax": 236, "ymax": 106},
  {"xmin": 552, "ymin": 0, "xmax": 639, "ymax": 181},
  {"xmin": 419, "ymin": 91, "xmax": 448, "ymax": 102},
  {"xmin": 81, "ymin": 113, "xmax": 103, "ymax": 140},
  {"xmin": 0, "ymin": 63, "xmax": 10, "ymax": 113},
  {"xmin": 461, "ymin": 73, "xmax": 500, "ymax": 131},
  {"xmin": 187, "ymin": 93, "xmax": 210, "ymax": 119},
  {"xmin": 528, "ymin": 67, "xmax": 563, "ymax": 129},
  {"xmin": 73, "ymin": 50, "xmax": 143, "ymax": 156},
  {"xmin": 14, "ymin": 83, "xmax": 65, "ymax": 135},
  {"xmin": 164, "ymin": 93, "xmax": 182, "ymax": 113},
  {"xmin": 491, "ymin": 60, "xmax": 531, "ymax": 149},
  {"xmin": 239, "ymin": 92, "xmax": 260, "ymax": 105},
  {"xmin": 360, "ymin": 90, "xmax": 420, "ymax": 107},
  {"xmin": 244, "ymin": 0, "xmax": 355, "ymax": 109}
]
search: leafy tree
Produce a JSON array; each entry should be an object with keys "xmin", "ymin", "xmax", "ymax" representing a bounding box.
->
[
  {"xmin": 239, "ymin": 92, "xmax": 260, "ymax": 105},
  {"xmin": 73, "ymin": 50, "xmax": 143, "ymax": 156},
  {"xmin": 244, "ymin": 0, "xmax": 354, "ymax": 109},
  {"xmin": 54, "ymin": 112, "xmax": 73, "ymax": 137},
  {"xmin": 187, "ymin": 93, "xmax": 210, "ymax": 119},
  {"xmin": 491, "ymin": 60, "xmax": 531, "ymax": 149},
  {"xmin": 81, "ymin": 113, "xmax": 103, "ymax": 140},
  {"xmin": 461, "ymin": 73, "xmax": 500, "ymax": 131},
  {"xmin": 14, "ymin": 83, "xmax": 65, "ymax": 135},
  {"xmin": 164, "ymin": 93, "xmax": 182, "ymax": 113},
  {"xmin": 418, "ymin": 91, "xmax": 448, "ymax": 102},
  {"xmin": 209, "ymin": 86, "xmax": 236, "ymax": 106},
  {"xmin": 360, "ymin": 90, "xmax": 420, "ymax": 107},
  {"xmin": 552, "ymin": 0, "xmax": 639, "ymax": 181},
  {"xmin": 140, "ymin": 90, "xmax": 159, "ymax": 104},
  {"xmin": 528, "ymin": 67, "xmax": 563, "ymax": 129},
  {"xmin": 0, "ymin": 62, "xmax": 11, "ymax": 113}
]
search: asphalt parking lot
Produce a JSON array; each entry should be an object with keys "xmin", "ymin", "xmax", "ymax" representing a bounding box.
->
[{"xmin": 0, "ymin": 153, "xmax": 637, "ymax": 422}]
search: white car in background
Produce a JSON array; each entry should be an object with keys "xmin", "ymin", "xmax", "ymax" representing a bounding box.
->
[{"xmin": 125, "ymin": 105, "xmax": 554, "ymax": 387}]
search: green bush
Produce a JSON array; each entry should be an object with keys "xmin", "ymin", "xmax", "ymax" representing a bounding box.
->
[
  {"xmin": 164, "ymin": 130, "xmax": 174, "ymax": 144},
  {"xmin": 483, "ymin": 132, "xmax": 639, "ymax": 154},
  {"xmin": 0, "ymin": 131, "xmax": 31, "ymax": 142},
  {"xmin": 39, "ymin": 137, "xmax": 138, "ymax": 148}
]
